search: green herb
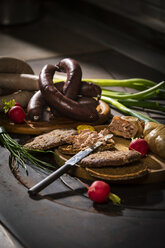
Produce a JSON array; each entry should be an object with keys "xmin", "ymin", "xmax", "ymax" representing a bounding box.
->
[
  {"xmin": 82, "ymin": 78, "xmax": 156, "ymax": 90},
  {"xmin": 54, "ymin": 77, "xmax": 157, "ymax": 90},
  {"xmin": 0, "ymin": 127, "xmax": 54, "ymax": 174},
  {"xmin": 101, "ymin": 81, "xmax": 165, "ymax": 100},
  {"xmin": 100, "ymin": 80, "xmax": 165, "ymax": 122},
  {"xmin": 54, "ymin": 77, "xmax": 165, "ymax": 111},
  {"xmin": 101, "ymin": 95, "xmax": 158, "ymax": 123},
  {"xmin": 2, "ymin": 99, "xmax": 16, "ymax": 113},
  {"xmin": 118, "ymin": 99, "xmax": 165, "ymax": 112}
]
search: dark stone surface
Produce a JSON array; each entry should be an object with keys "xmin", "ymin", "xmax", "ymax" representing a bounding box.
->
[{"xmin": 0, "ymin": 144, "xmax": 165, "ymax": 248}]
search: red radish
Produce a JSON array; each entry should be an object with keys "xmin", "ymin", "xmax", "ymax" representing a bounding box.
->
[
  {"xmin": 8, "ymin": 106, "xmax": 26, "ymax": 124},
  {"xmin": 129, "ymin": 138, "xmax": 148, "ymax": 157},
  {"xmin": 3, "ymin": 99, "xmax": 26, "ymax": 124},
  {"xmin": 88, "ymin": 180, "xmax": 110, "ymax": 203},
  {"xmin": 78, "ymin": 179, "xmax": 121, "ymax": 205}
]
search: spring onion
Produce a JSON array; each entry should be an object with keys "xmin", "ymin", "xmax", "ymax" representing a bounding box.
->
[
  {"xmin": 53, "ymin": 76, "xmax": 165, "ymax": 122},
  {"xmin": 118, "ymin": 99, "xmax": 165, "ymax": 112},
  {"xmin": 101, "ymin": 95, "xmax": 159, "ymax": 123},
  {"xmin": 101, "ymin": 81, "xmax": 165, "ymax": 99},
  {"xmin": 54, "ymin": 77, "xmax": 157, "ymax": 90},
  {"xmin": 82, "ymin": 78, "xmax": 156, "ymax": 90}
]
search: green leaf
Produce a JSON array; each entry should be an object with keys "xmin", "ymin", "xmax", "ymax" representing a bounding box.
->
[
  {"xmin": 109, "ymin": 193, "xmax": 121, "ymax": 205},
  {"xmin": 2, "ymin": 99, "xmax": 15, "ymax": 113}
]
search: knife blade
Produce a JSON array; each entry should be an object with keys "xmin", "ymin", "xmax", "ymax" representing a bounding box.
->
[{"xmin": 28, "ymin": 140, "xmax": 104, "ymax": 196}]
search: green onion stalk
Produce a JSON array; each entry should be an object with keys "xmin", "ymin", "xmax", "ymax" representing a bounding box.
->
[
  {"xmin": 101, "ymin": 81, "xmax": 165, "ymax": 99},
  {"xmin": 53, "ymin": 77, "xmax": 165, "ymax": 123},
  {"xmin": 82, "ymin": 78, "xmax": 157, "ymax": 90},
  {"xmin": 101, "ymin": 89, "xmax": 160, "ymax": 100},
  {"xmin": 100, "ymin": 81, "xmax": 165, "ymax": 122},
  {"xmin": 54, "ymin": 77, "xmax": 157, "ymax": 90},
  {"xmin": 0, "ymin": 127, "xmax": 55, "ymax": 174},
  {"xmin": 83, "ymin": 78, "xmax": 165, "ymax": 98},
  {"xmin": 101, "ymin": 95, "xmax": 159, "ymax": 123},
  {"xmin": 118, "ymin": 99, "xmax": 165, "ymax": 112},
  {"xmin": 54, "ymin": 77, "xmax": 165, "ymax": 97}
]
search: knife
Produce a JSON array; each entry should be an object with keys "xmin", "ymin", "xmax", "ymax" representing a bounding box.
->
[{"xmin": 28, "ymin": 139, "xmax": 105, "ymax": 196}]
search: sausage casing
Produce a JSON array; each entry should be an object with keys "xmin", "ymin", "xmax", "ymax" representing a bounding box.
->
[{"xmin": 39, "ymin": 64, "xmax": 99, "ymax": 122}]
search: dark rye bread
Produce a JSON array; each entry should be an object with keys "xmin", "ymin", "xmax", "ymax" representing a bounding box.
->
[
  {"xmin": 24, "ymin": 129, "xmax": 77, "ymax": 150},
  {"xmin": 79, "ymin": 150, "xmax": 141, "ymax": 167}
]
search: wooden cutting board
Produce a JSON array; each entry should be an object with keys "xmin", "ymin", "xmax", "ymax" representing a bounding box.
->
[
  {"xmin": 54, "ymin": 150, "xmax": 165, "ymax": 184},
  {"xmin": 0, "ymin": 100, "xmax": 110, "ymax": 135},
  {"xmin": 54, "ymin": 130, "xmax": 165, "ymax": 184}
]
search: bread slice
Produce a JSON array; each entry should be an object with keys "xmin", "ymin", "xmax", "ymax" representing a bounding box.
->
[
  {"xmin": 54, "ymin": 148, "xmax": 148, "ymax": 181},
  {"xmin": 79, "ymin": 150, "xmax": 141, "ymax": 167},
  {"xmin": 58, "ymin": 142, "xmax": 115, "ymax": 155},
  {"xmin": 85, "ymin": 161, "xmax": 148, "ymax": 181},
  {"xmin": 24, "ymin": 128, "xmax": 77, "ymax": 150}
]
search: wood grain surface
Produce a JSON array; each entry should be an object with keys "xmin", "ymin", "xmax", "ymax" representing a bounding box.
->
[{"xmin": 54, "ymin": 129, "xmax": 165, "ymax": 184}]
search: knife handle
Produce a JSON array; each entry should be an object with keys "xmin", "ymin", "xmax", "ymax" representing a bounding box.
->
[{"xmin": 28, "ymin": 163, "xmax": 72, "ymax": 196}]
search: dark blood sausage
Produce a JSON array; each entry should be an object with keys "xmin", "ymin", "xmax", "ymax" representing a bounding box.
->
[
  {"xmin": 56, "ymin": 58, "xmax": 101, "ymax": 99},
  {"xmin": 77, "ymin": 96, "xmax": 99, "ymax": 107},
  {"xmin": 27, "ymin": 81, "xmax": 100, "ymax": 121},
  {"xmin": 55, "ymin": 81, "xmax": 101, "ymax": 99},
  {"xmin": 27, "ymin": 90, "xmax": 46, "ymax": 121},
  {"xmin": 79, "ymin": 81, "xmax": 101, "ymax": 100},
  {"xmin": 27, "ymin": 90, "xmax": 60, "ymax": 121},
  {"xmin": 27, "ymin": 58, "xmax": 101, "ymax": 121},
  {"xmin": 56, "ymin": 58, "xmax": 82, "ymax": 100},
  {"xmin": 39, "ymin": 64, "xmax": 99, "ymax": 122}
]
